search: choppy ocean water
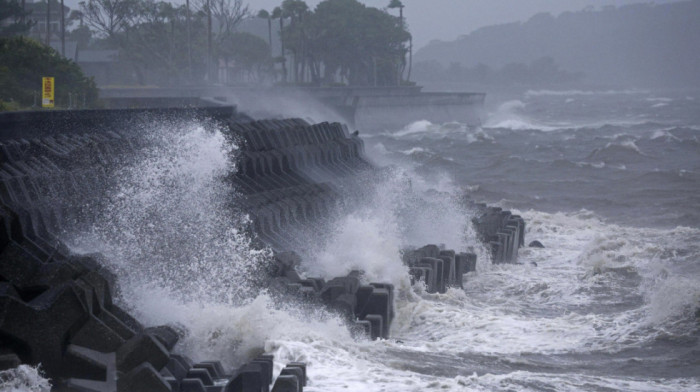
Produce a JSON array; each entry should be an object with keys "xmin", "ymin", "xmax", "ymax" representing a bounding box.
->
[
  {"xmin": 3, "ymin": 90, "xmax": 698, "ymax": 392},
  {"xmin": 349, "ymin": 89, "xmax": 700, "ymax": 391}
]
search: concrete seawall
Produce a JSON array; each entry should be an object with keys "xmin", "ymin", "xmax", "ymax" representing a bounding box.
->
[
  {"xmin": 0, "ymin": 107, "xmax": 521, "ymax": 391},
  {"xmin": 99, "ymin": 86, "xmax": 486, "ymax": 130}
]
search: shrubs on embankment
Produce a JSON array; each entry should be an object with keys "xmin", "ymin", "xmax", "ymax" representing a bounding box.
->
[{"xmin": 0, "ymin": 36, "xmax": 99, "ymax": 110}]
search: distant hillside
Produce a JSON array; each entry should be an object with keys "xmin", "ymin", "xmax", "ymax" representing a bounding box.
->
[{"xmin": 414, "ymin": 1, "xmax": 700, "ymax": 89}]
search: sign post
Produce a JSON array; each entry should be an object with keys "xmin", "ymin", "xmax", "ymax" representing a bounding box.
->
[{"xmin": 42, "ymin": 77, "xmax": 54, "ymax": 108}]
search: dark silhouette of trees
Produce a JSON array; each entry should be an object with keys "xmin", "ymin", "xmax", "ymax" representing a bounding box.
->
[
  {"xmin": 278, "ymin": 0, "xmax": 410, "ymax": 86},
  {"xmin": 10, "ymin": 0, "xmax": 410, "ymax": 87},
  {"xmin": 78, "ymin": 0, "xmax": 135, "ymax": 40},
  {"xmin": 73, "ymin": 0, "xmax": 255, "ymax": 85},
  {"xmin": 0, "ymin": 36, "xmax": 98, "ymax": 109},
  {"xmin": 256, "ymin": 9, "xmax": 272, "ymax": 57},
  {"xmin": 219, "ymin": 32, "xmax": 272, "ymax": 82},
  {"xmin": 0, "ymin": 0, "xmax": 34, "ymax": 37}
]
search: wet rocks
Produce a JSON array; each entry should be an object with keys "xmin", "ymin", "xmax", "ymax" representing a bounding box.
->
[
  {"xmin": 271, "ymin": 363, "xmax": 306, "ymax": 392},
  {"xmin": 268, "ymin": 258, "xmax": 394, "ymax": 340},
  {"xmin": 0, "ymin": 110, "xmax": 321, "ymax": 390},
  {"xmin": 529, "ymin": 240, "xmax": 545, "ymax": 248}
]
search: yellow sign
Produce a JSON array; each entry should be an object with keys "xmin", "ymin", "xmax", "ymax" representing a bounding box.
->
[{"xmin": 42, "ymin": 77, "xmax": 54, "ymax": 108}]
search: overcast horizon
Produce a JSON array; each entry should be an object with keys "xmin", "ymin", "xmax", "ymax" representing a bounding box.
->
[{"xmin": 57, "ymin": 0, "xmax": 683, "ymax": 50}]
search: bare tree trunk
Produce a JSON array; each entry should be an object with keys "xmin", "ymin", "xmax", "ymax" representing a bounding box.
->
[
  {"xmin": 293, "ymin": 52, "xmax": 297, "ymax": 83},
  {"xmin": 267, "ymin": 18, "xmax": 272, "ymax": 56},
  {"xmin": 373, "ymin": 57, "xmax": 377, "ymax": 86},
  {"xmin": 224, "ymin": 55, "xmax": 229, "ymax": 84},
  {"xmin": 170, "ymin": 19, "xmax": 175, "ymax": 85}
]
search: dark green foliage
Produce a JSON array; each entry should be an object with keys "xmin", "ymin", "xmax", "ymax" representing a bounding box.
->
[
  {"xmin": 0, "ymin": 36, "xmax": 99, "ymax": 109},
  {"xmin": 281, "ymin": 0, "xmax": 410, "ymax": 86},
  {"xmin": 387, "ymin": 0, "xmax": 403, "ymax": 9}
]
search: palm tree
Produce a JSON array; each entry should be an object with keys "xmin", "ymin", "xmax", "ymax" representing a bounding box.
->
[
  {"xmin": 257, "ymin": 9, "xmax": 272, "ymax": 57},
  {"xmin": 388, "ymin": 0, "xmax": 403, "ymax": 24},
  {"xmin": 388, "ymin": 0, "xmax": 409, "ymax": 84}
]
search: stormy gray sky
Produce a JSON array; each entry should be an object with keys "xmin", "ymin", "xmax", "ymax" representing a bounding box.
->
[
  {"xmin": 61, "ymin": 0, "xmax": 681, "ymax": 49},
  {"xmin": 252, "ymin": 0, "xmax": 683, "ymax": 49}
]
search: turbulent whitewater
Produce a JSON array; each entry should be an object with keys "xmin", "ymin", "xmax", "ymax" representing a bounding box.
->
[
  {"xmin": 351, "ymin": 89, "xmax": 699, "ymax": 391},
  {"xmin": 112, "ymin": 90, "xmax": 698, "ymax": 391},
  {"xmin": 3, "ymin": 89, "xmax": 697, "ymax": 391},
  {"xmin": 72, "ymin": 90, "xmax": 700, "ymax": 391}
]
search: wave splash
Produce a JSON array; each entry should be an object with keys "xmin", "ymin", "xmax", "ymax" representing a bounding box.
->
[
  {"xmin": 484, "ymin": 100, "xmax": 559, "ymax": 131},
  {"xmin": 0, "ymin": 365, "xmax": 51, "ymax": 392},
  {"xmin": 29, "ymin": 109, "xmax": 698, "ymax": 390}
]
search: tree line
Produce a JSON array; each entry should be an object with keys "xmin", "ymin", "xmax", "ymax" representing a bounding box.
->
[
  {"xmin": 0, "ymin": 36, "xmax": 99, "ymax": 110},
  {"xmin": 74, "ymin": 0, "xmax": 264, "ymax": 85},
  {"xmin": 2, "ymin": 0, "xmax": 412, "ymax": 87},
  {"xmin": 260, "ymin": 0, "xmax": 411, "ymax": 86},
  {"xmin": 1, "ymin": 0, "xmax": 98, "ymax": 110}
]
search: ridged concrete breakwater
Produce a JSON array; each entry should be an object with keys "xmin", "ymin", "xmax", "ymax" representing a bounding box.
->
[
  {"xmin": 472, "ymin": 205, "xmax": 525, "ymax": 265},
  {"xmin": 229, "ymin": 118, "xmax": 394, "ymax": 341},
  {"xmin": 0, "ymin": 107, "xmax": 524, "ymax": 391},
  {"xmin": 0, "ymin": 108, "xmax": 305, "ymax": 391}
]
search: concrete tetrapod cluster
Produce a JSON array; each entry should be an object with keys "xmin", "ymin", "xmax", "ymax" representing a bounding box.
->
[
  {"xmin": 0, "ymin": 206, "xmax": 309, "ymax": 392},
  {"xmin": 471, "ymin": 203, "xmax": 526, "ymax": 264},
  {"xmin": 229, "ymin": 119, "xmax": 394, "ymax": 340},
  {"xmin": 270, "ymin": 252, "xmax": 394, "ymax": 340},
  {"xmin": 402, "ymin": 245, "xmax": 478, "ymax": 294},
  {"xmin": 0, "ymin": 110, "xmax": 324, "ymax": 391}
]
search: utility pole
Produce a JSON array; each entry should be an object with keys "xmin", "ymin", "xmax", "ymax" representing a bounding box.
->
[
  {"xmin": 407, "ymin": 36, "xmax": 412, "ymax": 82},
  {"xmin": 60, "ymin": 0, "xmax": 65, "ymax": 56},
  {"xmin": 187, "ymin": 0, "xmax": 192, "ymax": 79},
  {"xmin": 45, "ymin": 0, "xmax": 50, "ymax": 46},
  {"xmin": 280, "ymin": 16, "xmax": 286, "ymax": 82},
  {"xmin": 207, "ymin": 0, "xmax": 212, "ymax": 82},
  {"xmin": 388, "ymin": 0, "xmax": 406, "ymax": 86}
]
